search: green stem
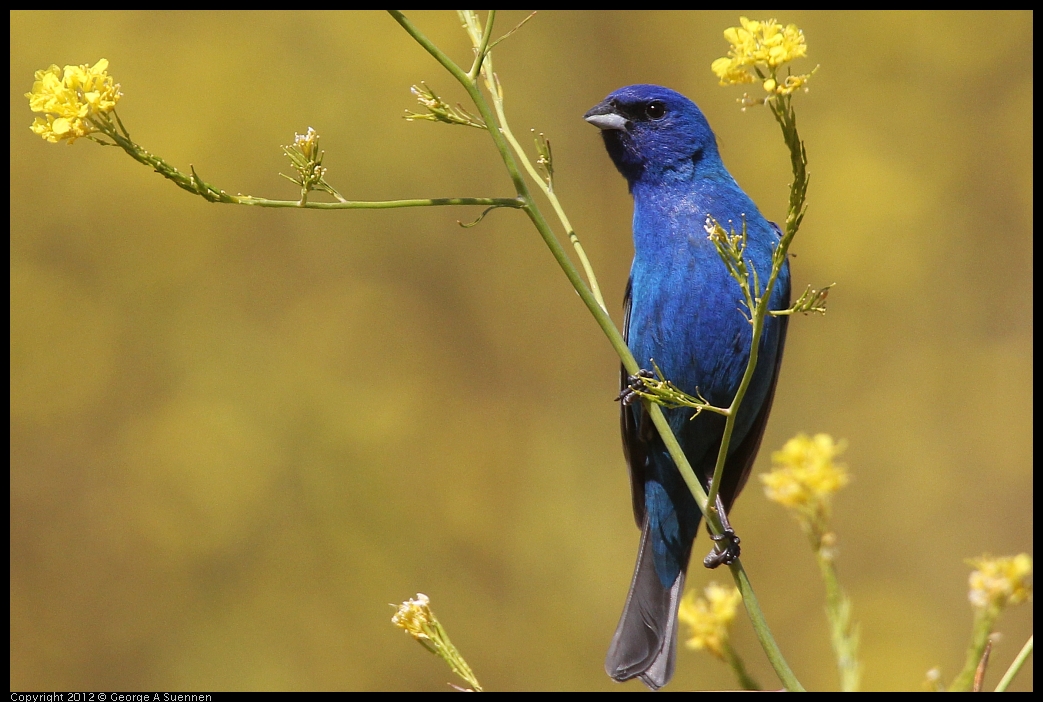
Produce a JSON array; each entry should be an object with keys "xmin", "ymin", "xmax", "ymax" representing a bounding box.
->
[
  {"xmin": 458, "ymin": 11, "xmax": 605, "ymax": 311},
  {"xmin": 234, "ymin": 196, "xmax": 523, "ymax": 210},
  {"xmin": 815, "ymin": 540, "xmax": 860, "ymax": 691},
  {"xmin": 703, "ymin": 300, "xmax": 761, "ymax": 512},
  {"xmin": 994, "ymin": 635, "xmax": 1033, "ymax": 692},
  {"xmin": 389, "ymin": 12, "xmax": 528, "ymax": 199},
  {"xmin": 722, "ymin": 640, "xmax": 761, "ymax": 691},
  {"xmin": 484, "ymin": 76, "xmax": 606, "ymax": 311},
  {"xmin": 428, "ymin": 618, "xmax": 483, "ymax": 691},
  {"xmin": 95, "ymin": 113, "xmax": 522, "ymax": 211},
  {"xmin": 729, "ymin": 559, "xmax": 805, "ymax": 691},
  {"xmin": 705, "ymin": 97, "xmax": 804, "ymax": 527},
  {"xmin": 467, "ymin": 10, "xmax": 496, "ymax": 81},
  {"xmin": 391, "ymin": 12, "xmax": 620, "ymax": 366},
  {"xmin": 949, "ymin": 606, "xmax": 999, "ymax": 691}
]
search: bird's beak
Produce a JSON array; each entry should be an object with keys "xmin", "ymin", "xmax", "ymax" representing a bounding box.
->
[{"xmin": 584, "ymin": 101, "xmax": 628, "ymax": 131}]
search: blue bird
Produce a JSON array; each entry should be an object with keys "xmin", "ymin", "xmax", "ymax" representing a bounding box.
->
[{"xmin": 585, "ymin": 85, "xmax": 790, "ymax": 690}]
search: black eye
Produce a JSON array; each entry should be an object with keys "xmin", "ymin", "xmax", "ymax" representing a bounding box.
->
[{"xmin": 645, "ymin": 101, "xmax": 666, "ymax": 120}]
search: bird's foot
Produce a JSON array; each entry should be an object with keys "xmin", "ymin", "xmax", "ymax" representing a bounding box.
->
[
  {"xmin": 703, "ymin": 528, "xmax": 741, "ymax": 569},
  {"xmin": 616, "ymin": 369, "xmax": 656, "ymax": 406}
]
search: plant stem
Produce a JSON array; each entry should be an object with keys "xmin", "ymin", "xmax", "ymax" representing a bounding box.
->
[
  {"xmin": 467, "ymin": 9, "xmax": 496, "ymax": 81},
  {"xmin": 949, "ymin": 606, "xmax": 998, "ymax": 691},
  {"xmin": 95, "ymin": 112, "xmax": 521, "ymax": 212},
  {"xmin": 730, "ymin": 560, "xmax": 805, "ymax": 691},
  {"xmin": 483, "ymin": 76, "xmax": 606, "ymax": 311},
  {"xmin": 815, "ymin": 543, "xmax": 860, "ymax": 691},
  {"xmin": 722, "ymin": 640, "xmax": 761, "ymax": 690},
  {"xmin": 234, "ymin": 196, "xmax": 524, "ymax": 210},
  {"xmin": 705, "ymin": 95, "xmax": 803, "ymax": 516},
  {"xmin": 994, "ymin": 635, "xmax": 1033, "ymax": 692},
  {"xmin": 458, "ymin": 12, "xmax": 605, "ymax": 311}
]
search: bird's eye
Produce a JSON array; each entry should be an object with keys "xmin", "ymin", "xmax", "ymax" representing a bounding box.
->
[{"xmin": 645, "ymin": 101, "xmax": 666, "ymax": 120}]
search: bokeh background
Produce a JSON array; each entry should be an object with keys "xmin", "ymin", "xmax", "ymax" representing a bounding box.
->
[{"xmin": 11, "ymin": 10, "xmax": 1032, "ymax": 692}]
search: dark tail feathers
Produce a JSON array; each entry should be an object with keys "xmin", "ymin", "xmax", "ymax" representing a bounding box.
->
[{"xmin": 605, "ymin": 519, "xmax": 684, "ymax": 690}]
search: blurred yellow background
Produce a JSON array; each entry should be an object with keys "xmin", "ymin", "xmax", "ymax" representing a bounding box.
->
[{"xmin": 10, "ymin": 10, "xmax": 1032, "ymax": 692}]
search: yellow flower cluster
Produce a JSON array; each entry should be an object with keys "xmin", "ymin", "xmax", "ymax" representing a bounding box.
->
[
  {"xmin": 966, "ymin": 554, "xmax": 1032, "ymax": 611},
  {"xmin": 711, "ymin": 17, "xmax": 811, "ymax": 97},
  {"xmin": 677, "ymin": 582, "xmax": 742, "ymax": 658},
  {"xmin": 26, "ymin": 59, "xmax": 121, "ymax": 144},
  {"xmin": 391, "ymin": 592, "xmax": 434, "ymax": 641},
  {"xmin": 762, "ymin": 433, "xmax": 848, "ymax": 515}
]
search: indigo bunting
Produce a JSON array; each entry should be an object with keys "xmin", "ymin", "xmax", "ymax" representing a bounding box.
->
[{"xmin": 585, "ymin": 85, "xmax": 790, "ymax": 690}]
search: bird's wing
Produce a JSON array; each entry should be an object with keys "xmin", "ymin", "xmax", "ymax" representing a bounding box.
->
[{"xmin": 620, "ymin": 277, "xmax": 648, "ymax": 527}]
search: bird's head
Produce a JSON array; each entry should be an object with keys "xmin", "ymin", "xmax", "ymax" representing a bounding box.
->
[{"xmin": 585, "ymin": 84, "xmax": 722, "ymax": 187}]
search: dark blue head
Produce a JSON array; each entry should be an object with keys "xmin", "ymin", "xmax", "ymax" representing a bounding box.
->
[{"xmin": 585, "ymin": 85, "xmax": 724, "ymax": 188}]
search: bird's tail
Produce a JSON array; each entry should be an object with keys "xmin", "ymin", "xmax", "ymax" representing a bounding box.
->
[{"xmin": 605, "ymin": 518, "xmax": 684, "ymax": 691}]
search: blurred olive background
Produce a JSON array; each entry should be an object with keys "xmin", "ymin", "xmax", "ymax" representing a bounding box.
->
[{"xmin": 10, "ymin": 11, "xmax": 1032, "ymax": 692}]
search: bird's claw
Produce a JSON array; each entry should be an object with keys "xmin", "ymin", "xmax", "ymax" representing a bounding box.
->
[
  {"xmin": 616, "ymin": 369, "xmax": 656, "ymax": 406},
  {"xmin": 703, "ymin": 528, "xmax": 741, "ymax": 568}
]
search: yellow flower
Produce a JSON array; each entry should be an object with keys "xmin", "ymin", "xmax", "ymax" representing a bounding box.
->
[
  {"xmin": 710, "ymin": 56, "xmax": 757, "ymax": 86},
  {"xmin": 712, "ymin": 17, "xmax": 812, "ymax": 96},
  {"xmin": 761, "ymin": 433, "xmax": 848, "ymax": 523},
  {"xmin": 26, "ymin": 59, "xmax": 121, "ymax": 144},
  {"xmin": 677, "ymin": 582, "xmax": 742, "ymax": 658},
  {"xmin": 966, "ymin": 554, "xmax": 1032, "ymax": 611},
  {"xmin": 391, "ymin": 592, "xmax": 434, "ymax": 641}
]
